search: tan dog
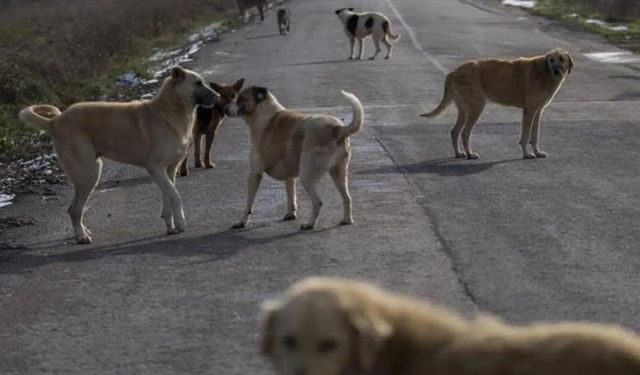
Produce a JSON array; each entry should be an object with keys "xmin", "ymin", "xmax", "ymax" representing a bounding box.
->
[
  {"xmin": 19, "ymin": 67, "xmax": 219, "ymax": 244},
  {"xmin": 225, "ymin": 87, "xmax": 364, "ymax": 230},
  {"xmin": 179, "ymin": 78, "xmax": 244, "ymax": 176},
  {"xmin": 420, "ymin": 48, "xmax": 574, "ymax": 159},
  {"xmin": 262, "ymin": 277, "xmax": 640, "ymax": 375}
]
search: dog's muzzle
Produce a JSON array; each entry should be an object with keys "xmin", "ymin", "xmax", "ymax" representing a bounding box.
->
[
  {"xmin": 195, "ymin": 88, "xmax": 220, "ymax": 107},
  {"xmin": 225, "ymin": 103, "xmax": 242, "ymax": 117}
]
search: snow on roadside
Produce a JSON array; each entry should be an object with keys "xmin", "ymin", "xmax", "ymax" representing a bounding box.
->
[
  {"xmin": 0, "ymin": 193, "xmax": 15, "ymax": 208},
  {"xmin": 585, "ymin": 19, "xmax": 629, "ymax": 32},
  {"xmin": 502, "ymin": 0, "xmax": 536, "ymax": 9}
]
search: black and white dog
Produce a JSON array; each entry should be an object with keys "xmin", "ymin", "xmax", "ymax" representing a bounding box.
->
[
  {"xmin": 335, "ymin": 8, "xmax": 401, "ymax": 60},
  {"xmin": 277, "ymin": 8, "xmax": 291, "ymax": 35}
]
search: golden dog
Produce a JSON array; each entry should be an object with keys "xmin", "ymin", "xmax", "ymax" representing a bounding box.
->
[
  {"xmin": 19, "ymin": 67, "xmax": 219, "ymax": 244},
  {"xmin": 262, "ymin": 277, "xmax": 640, "ymax": 375},
  {"xmin": 421, "ymin": 48, "xmax": 574, "ymax": 159},
  {"xmin": 225, "ymin": 87, "xmax": 364, "ymax": 230}
]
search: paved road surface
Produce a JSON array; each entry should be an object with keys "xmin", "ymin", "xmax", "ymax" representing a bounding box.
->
[{"xmin": 2, "ymin": 0, "xmax": 640, "ymax": 373}]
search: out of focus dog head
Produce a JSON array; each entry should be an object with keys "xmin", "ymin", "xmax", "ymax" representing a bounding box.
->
[
  {"xmin": 261, "ymin": 278, "xmax": 393, "ymax": 375},
  {"xmin": 335, "ymin": 8, "xmax": 355, "ymax": 17},
  {"xmin": 545, "ymin": 48, "xmax": 574, "ymax": 78},
  {"xmin": 170, "ymin": 66, "xmax": 220, "ymax": 107}
]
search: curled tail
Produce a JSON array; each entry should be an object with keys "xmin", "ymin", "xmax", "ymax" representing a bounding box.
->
[
  {"xmin": 420, "ymin": 75, "xmax": 453, "ymax": 119},
  {"xmin": 336, "ymin": 90, "xmax": 364, "ymax": 142},
  {"xmin": 382, "ymin": 20, "xmax": 401, "ymax": 41},
  {"xmin": 19, "ymin": 105, "xmax": 61, "ymax": 132}
]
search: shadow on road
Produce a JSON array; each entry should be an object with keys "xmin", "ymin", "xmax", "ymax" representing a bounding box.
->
[
  {"xmin": 97, "ymin": 176, "xmax": 152, "ymax": 190},
  {"xmin": 357, "ymin": 157, "xmax": 522, "ymax": 177},
  {"xmin": 246, "ymin": 33, "xmax": 282, "ymax": 40},
  {"xmin": 283, "ymin": 59, "xmax": 354, "ymax": 67},
  {"xmin": 0, "ymin": 229, "xmax": 302, "ymax": 276}
]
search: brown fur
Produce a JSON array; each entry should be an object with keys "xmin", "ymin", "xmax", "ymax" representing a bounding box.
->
[
  {"xmin": 225, "ymin": 87, "xmax": 364, "ymax": 230},
  {"xmin": 179, "ymin": 78, "xmax": 244, "ymax": 176},
  {"xmin": 19, "ymin": 67, "xmax": 219, "ymax": 244},
  {"xmin": 421, "ymin": 48, "xmax": 574, "ymax": 159},
  {"xmin": 263, "ymin": 277, "xmax": 640, "ymax": 375}
]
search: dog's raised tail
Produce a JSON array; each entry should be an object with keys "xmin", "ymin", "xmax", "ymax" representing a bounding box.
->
[
  {"xmin": 337, "ymin": 90, "xmax": 364, "ymax": 142},
  {"xmin": 19, "ymin": 105, "xmax": 61, "ymax": 133},
  {"xmin": 420, "ymin": 75, "xmax": 453, "ymax": 119}
]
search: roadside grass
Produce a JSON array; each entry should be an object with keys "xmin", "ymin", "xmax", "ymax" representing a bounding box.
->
[
  {"xmin": 0, "ymin": 0, "xmax": 240, "ymax": 196},
  {"xmin": 521, "ymin": 0, "xmax": 640, "ymax": 50}
]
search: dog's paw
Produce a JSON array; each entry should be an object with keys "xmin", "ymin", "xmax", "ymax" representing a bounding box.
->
[
  {"xmin": 300, "ymin": 223, "xmax": 315, "ymax": 231},
  {"xmin": 231, "ymin": 222, "xmax": 247, "ymax": 230},
  {"xmin": 282, "ymin": 212, "xmax": 297, "ymax": 221},
  {"xmin": 76, "ymin": 235, "xmax": 92, "ymax": 245},
  {"xmin": 466, "ymin": 153, "xmax": 480, "ymax": 160},
  {"xmin": 339, "ymin": 218, "xmax": 353, "ymax": 226},
  {"xmin": 167, "ymin": 228, "xmax": 181, "ymax": 235},
  {"xmin": 348, "ymin": 56, "xmax": 355, "ymax": 60},
  {"xmin": 455, "ymin": 152, "xmax": 467, "ymax": 159},
  {"xmin": 534, "ymin": 151, "xmax": 548, "ymax": 158},
  {"xmin": 369, "ymin": 56, "xmax": 376, "ymax": 60},
  {"xmin": 385, "ymin": 55, "xmax": 391, "ymax": 59},
  {"xmin": 194, "ymin": 160, "xmax": 203, "ymax": 168},
  {"xmin": 205, "ymin": 163, "xmax": 216, "ymax": 169},
  {"xmin": 523, "ymin": 153, "xmax": 537, "ymax": 160},
  {"xmin": 179, "ymin": 169, "xmax": 188, "ymax": 177}
]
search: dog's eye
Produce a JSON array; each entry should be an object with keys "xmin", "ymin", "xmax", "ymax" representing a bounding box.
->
[
  {"xmin": 559, "ymin": 56, "xmax": 564, "ymax": 63},
  {"xmin": 283, "ymin": 335, "xmax": 297, "ymax": 351},
  {"xmin": 549, "ymin": 57, "xmax": 555, "ymax": 63},
  {"xmin": 317, "ymin": 339, "xmax": 338, "ymax": 354}
]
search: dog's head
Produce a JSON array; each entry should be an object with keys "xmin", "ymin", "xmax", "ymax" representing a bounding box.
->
[
  {"xmin": 335, "ymin": 7, "xmax": 354, "ymax": 16},
  {"xmin": 209, "ymin": 78, "xmax": 244, "ymax": 112},
  {"xmin": 225, "ymin": 86, "xmax": 270, "ymax": 117},
  {"xmin": 545, "ymin": 48, "xmax": 574, "ymax": 79},
  {"xmin": 169, "ymin": 66, "xmax": 220, "ymax": 107},
  {"xmin": 262, "ymin": 278, "xmax": 393, "ymax": 375}
]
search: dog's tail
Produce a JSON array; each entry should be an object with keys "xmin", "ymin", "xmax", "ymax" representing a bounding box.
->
[
  {"xmin": 19, "ymin": 105, "xmax": 61, "ymax": 133},
  {"xmin": 336, "ymin": 90, "xmax": 364, "ymax": 142},
  {"xmin": 383, "ymin": 20, "xmax": 401, "ymax": 41},
  {"xmin": 419, "ymin": 75, "xmax": 454, "ymax": 119}
]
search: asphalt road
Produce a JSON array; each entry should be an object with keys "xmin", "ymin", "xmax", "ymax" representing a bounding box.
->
[{"xmin": 2, "ymin": 0, "xmax": 640, "ymax": 373}]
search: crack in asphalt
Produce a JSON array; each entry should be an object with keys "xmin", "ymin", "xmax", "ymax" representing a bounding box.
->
[{"xmin": 370, "ymin": 127, "xmax": 481, "ymax": 310}]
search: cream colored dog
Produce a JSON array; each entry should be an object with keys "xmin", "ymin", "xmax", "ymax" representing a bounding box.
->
[
  {"xmin": 262, "ymin": 277, "xmax": 640, "ymax": 375},
  {"xmin": 19, "ymin": 67, "xmax": 219, "ymax": 244},
  {"xmin": 225, "ymin": 87, "xmax": 364, "ymax": 230},
  {"xmin": 421, "ymin": 48, "xmax": 574, "ymax": 159}
]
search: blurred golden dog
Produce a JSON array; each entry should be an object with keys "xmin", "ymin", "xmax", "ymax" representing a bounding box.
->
[{"xmin": 262, "ymin": 277, "xmax": 640, "ymax": 375}]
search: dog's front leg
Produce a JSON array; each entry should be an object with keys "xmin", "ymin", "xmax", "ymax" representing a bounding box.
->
[
  {"xmin": 149, "ymin": 165, "xmax": 186, "ymax": 234},
  {"xmin": 283, "ymin": 178, "xmax": 297, "ymax": 221},
  {"xmin": 349, "ymin": 38, "xmax": 356, "ymax": 60},
  {"xmin": 530, "ymin": 109, "xmax": 547, "ymax": 158},
  {"xmin": 520, "ymin": 109, "xmax": 537, "ymax": 159},
  {"xmin": 232, "ymin": 172, "xmax": 263, "ymax": 229},
  {"xmin": 356, "ymin": 38, "xmax": 364, "ymax": 60}
]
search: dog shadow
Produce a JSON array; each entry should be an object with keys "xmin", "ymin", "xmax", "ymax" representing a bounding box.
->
[
  {"xmin": 358, "ymin": 157, "xmax": 521, "ymax": 177},
  {"xmin": 246, "ymin": 33, "xmax": 282, "ymax": 40},
  {"xmin": 283, "ymin": 59, "xmax": 356, "ymax": 67},
  {"xmin": 0, "ymin": 228, "xmax": 304, "ymax": 275},
  {"xmin": 97, "ymin": 176, "xmax": 152, "ymax": 191}
]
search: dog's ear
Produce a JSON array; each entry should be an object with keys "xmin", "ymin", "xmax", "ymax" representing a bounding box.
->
[
  {"xmin": 233, "ymin": 78, "xmax": 245, "ymax": 91},
  {"xmin": 568, "ymin": 53, "xmax": 574, "ymax": 74},
  {"xmin": 260, "ymin": 300, "xmax": 280, "ymax": 357},
  {"xmin": 347, "ymin": 306, "xmax": 393, "ymax": 371},
  {"xmin": 171, "ymin": 66, "xmax": 186, "ymax": 81},
  {"xmin": 209, "ymin": 82, "xmax": 223, "ymax": 93},
  {"xmin": 335, "ymin": 8, "xmax": 343, "ymax": 15},
  {"xmin": 254, "ymin": 86, "xmax": 269, "ymax": 102},
  {"xmin": 349, "ymin": 7, "xmax": 354, "ymax": 11}
]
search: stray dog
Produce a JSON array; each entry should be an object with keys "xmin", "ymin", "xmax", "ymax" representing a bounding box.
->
[
  {"xmin": 420, "ymin": 48, "xmax": 574, "ymax": 159},
  {"xmin": 262, "ymin": 277, "xmax": 640, "ymax": 375},
  {"xmin": 335, "ymin": 8, "xmax": 401, "ymax": 60},
  {"xmin": 19, "ymin": 67, "xmax": 219, "ymax": 244},
  {"xmin": 179, "ymin": 78, "xmax": 244, "ymax": 176},
  {"xmin": 236, "ymin": 0, "xmax": 267, "ymax": 22},
  {"xmin": 277, "ymin": 8, "xmax": 291, "ymax": 35},
  {"xmin": 225, "ymin": 87, "xmax": 364, "ymax": 230}
]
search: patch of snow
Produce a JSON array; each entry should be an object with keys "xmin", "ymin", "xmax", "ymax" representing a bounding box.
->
[
  {"xmin": 502, "ymin": 0, "xmax": 536, "ymax": 9},
  {"xmin": 0, "ymin": 193, "xmax": 15, "ymax": 208},
  {"xmin": 585, "ymin": 19, "xmax": 629, "ymax": 32},
  {"xmin": 585, "ymin": 51, "xmax": 640, "ymax": 64},
  {"xmin": 116, "ymin": 71, "xmax": 145, "ymax": 87}
]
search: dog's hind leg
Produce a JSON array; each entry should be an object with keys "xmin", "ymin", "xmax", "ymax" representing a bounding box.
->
[
  {"xmin": 299, "ymin": 152, "xmax": 332, "ymax": 230},
  {"xmin": 233, "ymin": 172, "xmax": 263, "ymax": 229},
  {"xmin": 530, "ymin": 109, "xmax": 547, "ymax": 158},
  {"xmin": 460, "ymin": 99, "xmax": 485, "ymax": 160},
  {"xmin": 62, "ymin": 151, "xmax": 102, "ymax": 244},
  {"xmin": 148, "ymin": 165, "xmax": 185, "ymax": 234},
  {"xmin": 348, "ymin": 38, "xmax": 356, "ymax": 60},
  {"xmin": 369, "ymin": 34, "xmax": 382, "ymax": 60},
  {"xmin": 194, "ymin": 132, "xmax": 204, "ymax": 168},
  {"xmin": 330, "ymin": 156, "xmax": 353, "ymax": 226},
  {"xmin": 520, "ymin": 109, "xmax": 538, "ymax": 159},
  {"xmin": 283, "ymin": 178, "xmax": 297, "ymax": 221},
  {"xmin": 451, "ymin": 108, "xmax": 467, "ymax": 159},
  {"xmin": 381, "ymin": 34, "xmax": 393, "ymax": 59}
]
